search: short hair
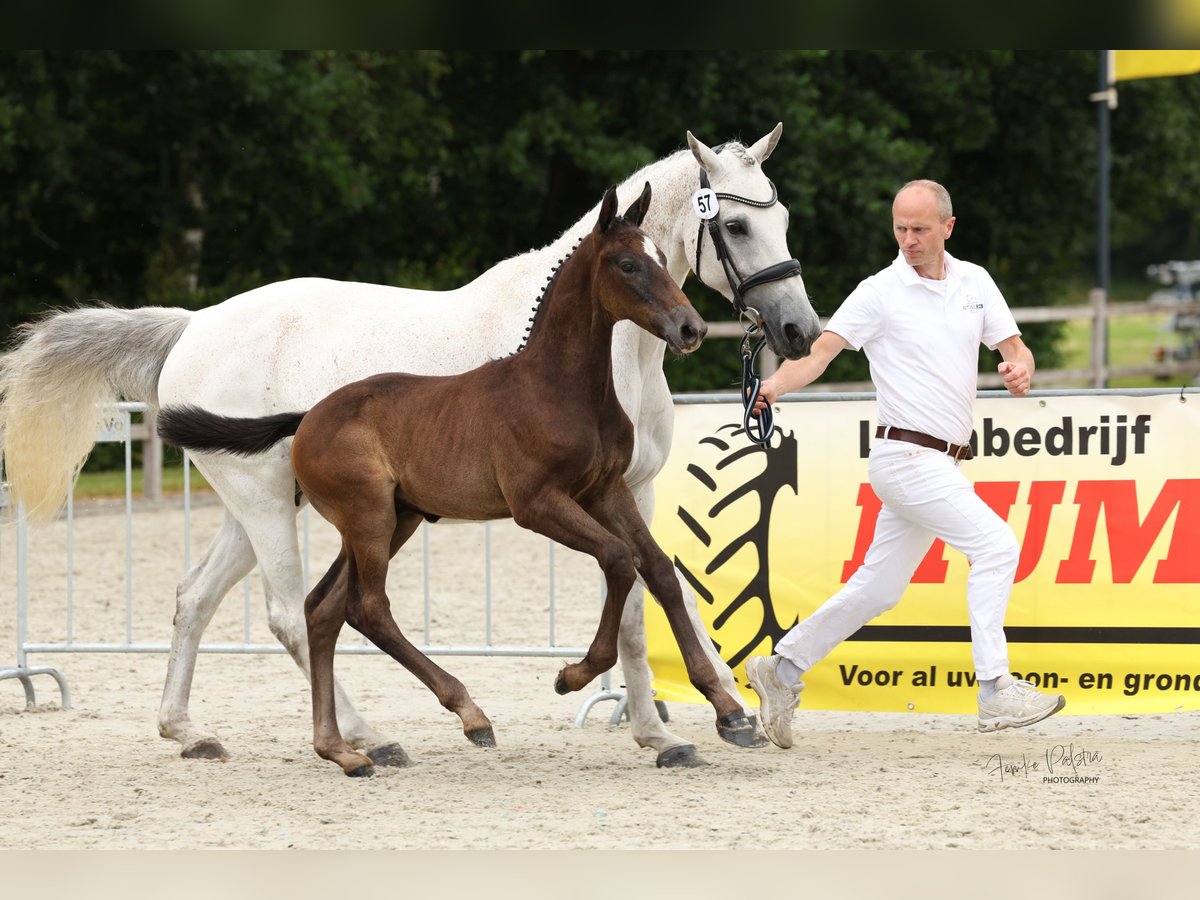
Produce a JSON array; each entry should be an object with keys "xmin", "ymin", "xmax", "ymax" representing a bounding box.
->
[{"xmin": 897, "ymin": 180, "xmax": 953, "ymax": 221}]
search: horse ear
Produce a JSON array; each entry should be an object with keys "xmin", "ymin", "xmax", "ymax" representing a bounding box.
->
[
  {"xmin": 621, "ymin": 181, "xmax": 652, "ymax": 227},
  {"xmin": 748, "ymin": 122, "xmax": 783, "ymax": 164},
  {"xmin": 596, "ymin": 185, "xmax": 619, "ymax": 232},
  {"xmin": 687, "ymin": 131, "xmax": 721, "ymax": 174}
]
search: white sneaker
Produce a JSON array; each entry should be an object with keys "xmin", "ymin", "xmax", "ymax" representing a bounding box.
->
[
  {"xmin": 745, "ymin": 656, "xmax": 804, "ymax": 749},
  {"xmin": 978, "ymin": 675, "xmax": 1066, "ymax": 732}
]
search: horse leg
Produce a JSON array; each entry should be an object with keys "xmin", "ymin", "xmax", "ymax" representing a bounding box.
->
[
  {"xmin": 615, "ymin": 501, "xmax": 761, "ymax": 746},
  {"xmin": 510, "ymin": 491, "xmax": 636, "ymax": 694},
  {"xmin": 610, "ymin": 480, "xmax": 766, "ymax": 765},
  {"xmin": 344, "ymin": 513, "xmax": 495, "ymax": 747},
  {"xmin": 158, "ymin": 508, "xmax": 257, "ymax": 760},
  {"xmin": 205, "ymin": 461, "xmax": 408, "ymax": 766},
  {"xmin": 597, "ymin": 485, "xmax": 761, "ymax": 750},
  {"xmin": 305, "ymin": 548, "xmax": 375, "ymax": 776}
]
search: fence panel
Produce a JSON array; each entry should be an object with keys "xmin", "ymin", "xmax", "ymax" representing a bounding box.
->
[{"xmin": 1, "ymin": 403, "xmax": 619, "ymax": 720}]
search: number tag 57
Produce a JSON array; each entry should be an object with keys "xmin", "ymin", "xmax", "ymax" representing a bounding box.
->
[{"xmin": 692, "ymin": 188, "xmax": 719, "ymax": 220}]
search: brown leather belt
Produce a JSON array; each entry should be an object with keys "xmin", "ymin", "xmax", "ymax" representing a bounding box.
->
[{"xmin": 876, "ymin": 425, "xmax": 974, "ymax": 461}]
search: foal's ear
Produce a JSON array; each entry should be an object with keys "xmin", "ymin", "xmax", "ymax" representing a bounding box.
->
[
  {"xmin": 596, "ymin": 185, "xmax": 619, "ymax": 233},
  {"xmin": 620, "ymin": 181, "xmax": 652, "ymax": 227}
]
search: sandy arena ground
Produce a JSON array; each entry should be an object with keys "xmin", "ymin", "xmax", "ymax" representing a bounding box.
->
[{"xmin": 1, "ymin": 493, "xmax": 1197, "ymax": 852}]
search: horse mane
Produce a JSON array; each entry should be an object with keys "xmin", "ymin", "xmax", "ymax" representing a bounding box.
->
[
  {"xmin": 711, "ymin": 141, "xmax": 756, "ymax": 166},
  {"xmin": 509, "ymin": 212, "xmax": 636, "ymax": 355},
  {"xmin": 511, "ymin": 234, "xmax": 584, "ymax": 355},
  {"xmin": 506, "ymin": 139, "xmax": 748, "ymax": 357}
]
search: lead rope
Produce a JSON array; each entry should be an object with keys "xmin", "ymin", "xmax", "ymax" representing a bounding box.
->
[{"xmin": 739, "ymin": 314, "xmax": 774, "ymax": 447}]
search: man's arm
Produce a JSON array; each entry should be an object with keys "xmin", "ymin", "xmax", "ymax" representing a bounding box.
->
[
  {"xmin": 996, "ymin": 334, "xmax": 1034, "ymax": 397},
  {"xmin": 752, "ymin": 330, "xmax": 851, "ymax": 413}
]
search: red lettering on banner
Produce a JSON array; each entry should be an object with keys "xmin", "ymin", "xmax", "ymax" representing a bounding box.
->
[
  {"xmin": 1015, "ymin": 481, "xmax": 1066, "ymax": 582},
  {"xmin": 1056, "ymin": 479, "xmax": 1200, "ymax": 584},
  {"xmin": 841, "ymin": 479, "xmax": 1197, "ymax": 585},
  {"xmin": 841, "ymin": 483, "xmax": 881, "ymax": 582}
]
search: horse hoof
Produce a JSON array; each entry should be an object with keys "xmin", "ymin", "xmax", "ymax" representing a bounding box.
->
[
  {"xmin": 716, "ymin": 712, "xmax": 769, "ymax": 748},
  {"xmin": 656, "ymin": 744, "xmax": 708, "ymax": 768},
  {"xmin": 466, "ymin": 727, "xmax": 497, "ymax": 748},
  {"xmin": 181, "ymin": 739, "xmax": 229, "ymax": 761},
  {"xmin": 655, "ymin": 699, "xmax": 670, "ymax": 723},
  {"xmin": 346, "ymin": 763, "xmax": 375, "ymax": 778},
  {"xmin": 367, "ymin": 742, "xmax": 413, "ymax": 768},
  {"xmin": 554, "ymin": 670, "xmax": 570, "ymax": 695}
]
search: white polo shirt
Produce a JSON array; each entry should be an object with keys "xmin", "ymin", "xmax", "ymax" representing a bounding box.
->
[{"xmin": 826, "ymin": 250, "xmax": 1019, "ymax": 445}]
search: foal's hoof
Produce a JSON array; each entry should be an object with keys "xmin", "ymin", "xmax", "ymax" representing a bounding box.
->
[
  {"xmin": 716, "ymin": 712, "xmax": 769, "ymax": 748},
  {"xmin": 466, "ymin": 726, "xmax": 497, "ymax": 748},
  {"xmin": 656, "ymin": 744, "xmax": 708, "ymax": 768},
  {"xmin": 367, "ymin": 743, "xmax": 413, "ymax": 768},
  {"xmin": 346, "ymin": 763, "xmax": 375, "ymax": 778},
  {"xmin": 181, "ymin": 739, "xmax": 229, "ymax": 761}
]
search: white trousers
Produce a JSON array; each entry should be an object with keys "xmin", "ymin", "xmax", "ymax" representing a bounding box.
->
[{"xmin": 775, "ymin": 438, "xmax": 1019, "ymax": 680}]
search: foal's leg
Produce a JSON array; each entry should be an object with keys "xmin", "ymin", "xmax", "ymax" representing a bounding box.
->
[
  {"xmin": 190, "ymin": 459, "xmax": 406, "ymax": 765},
  {"xmin": 605, "ymin": 480, "xmax": 763, "ymax": 764},
  {"xmin": 305, "ymin": 548, "xmax": 375, "ymax": 777},
  {"xmin": 596, "ymin": 483, "xmax": 764, "ymax": 754},
  {"xmin": 510, "ymin": 491, "xmax": 639, "ymax": 693},
  {"xmin": 345, "ymin": 512, "xmax": 495, "ymax": 748}
]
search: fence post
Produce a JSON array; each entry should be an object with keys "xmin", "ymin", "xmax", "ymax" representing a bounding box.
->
[
  {"xmin": 1089, "ymin": 288, "xmax": 1109, "ymax": 389},
  {"xmin": 142, "ymin": 406, "xmax": 162, "ymax": 501}
]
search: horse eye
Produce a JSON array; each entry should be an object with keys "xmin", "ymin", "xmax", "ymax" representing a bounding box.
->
[
  {"xmin": 726, "ymin": 221, "xmax": 746, "ymax": 236},
  {"xmin": 620, "ymin": 261, "xmax": 636, "ymax": 273}
]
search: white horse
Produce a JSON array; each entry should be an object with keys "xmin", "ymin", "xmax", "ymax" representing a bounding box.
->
[{"xmin": 0, "ymin": 125, "xmax": 820, "ymax": 768}]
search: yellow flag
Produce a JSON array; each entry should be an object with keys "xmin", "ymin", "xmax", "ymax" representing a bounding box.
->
[{"xmin": 1114, "ymin": 50, "xmax": 1200, "ymax": 81}]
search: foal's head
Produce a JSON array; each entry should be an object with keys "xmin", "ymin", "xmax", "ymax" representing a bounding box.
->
[{"xmin": 588, "ymin": 183, "xmax": 707, "ymax": 355}]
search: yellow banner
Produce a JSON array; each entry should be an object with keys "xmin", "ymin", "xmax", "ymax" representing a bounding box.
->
[
  {"xmin": 645, "ymin": 393, "xmax": 1200, "ymax": 715},
  {"xmin": 1114, "ymin": 49, "xmax": 1200, "ymax": 81}
]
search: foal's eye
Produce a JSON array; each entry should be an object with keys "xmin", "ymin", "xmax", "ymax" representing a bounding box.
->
[{"xmin": 620, "ymin": 261, "xmax": 637, "ymax": 273}]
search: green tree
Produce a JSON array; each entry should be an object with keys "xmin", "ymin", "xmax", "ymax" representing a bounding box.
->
[{"xmin": 4, "ymin": 51, "xmax": 1199, "ymax": 398}]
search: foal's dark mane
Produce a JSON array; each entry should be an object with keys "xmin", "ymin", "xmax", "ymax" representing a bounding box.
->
[
  {"xmin": 511, "ymin": 213, "xmax": 640, "ymax": 357},
  {"xmin": 511, "ymin": 236, "xmax": 581, "ymax": 356}
]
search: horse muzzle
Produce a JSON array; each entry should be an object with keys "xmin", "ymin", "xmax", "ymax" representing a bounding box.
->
[
  {"xmin": 662, "ymin": 307, "xmax": 708, "ymax": 355},
  {"xmin": 757, "ymin": 290, "xmax": 821, "ymax": 360}
]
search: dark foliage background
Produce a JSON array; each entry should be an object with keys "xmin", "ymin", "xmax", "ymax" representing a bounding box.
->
[{"xmin": 3, "ymin": 51, "xmax": 1197, "ymax": 391}]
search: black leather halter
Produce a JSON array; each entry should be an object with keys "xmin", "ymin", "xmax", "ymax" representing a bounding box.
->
[
  {"xmin": 693, "ymin": 163, "xmax": 802, "ymax": 448},
  {"xmin": 693, "ymin": 167, "xmax": 803, "ymax": 318}
]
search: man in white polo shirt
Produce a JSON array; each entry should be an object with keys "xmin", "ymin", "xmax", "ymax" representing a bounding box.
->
[{"xmin": 744, "ymin": 179, "xmax": 1065, "ymax": 748}]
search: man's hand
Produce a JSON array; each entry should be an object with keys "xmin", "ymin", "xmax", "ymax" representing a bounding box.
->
[
  {"xmin": 748, "ymin": 378, "xmax": 779, "ymax": 416},
  {"xmin": 999, "ymin": 360, "xmax": 1031, "ymax": 397}
]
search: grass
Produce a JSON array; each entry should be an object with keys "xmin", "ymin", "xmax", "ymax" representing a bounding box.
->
[
  {"xmin": 73, "ymin": 464, "xmax": 211, "ymax": 500},
  {"xmin": 1056, "ymin": 311, "xmax": 1185, "ymax": 388},
  {"xmin": 1050, "ymin": 275, "xmax": 1198, "ymax": 389}
]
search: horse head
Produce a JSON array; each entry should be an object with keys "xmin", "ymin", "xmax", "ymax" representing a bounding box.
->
[
  {"xmin": 592, "ymin": 183, "xmax": 707, "ymax": 356},
  {"xmin": 687, "ymin": 124, "xmax": 821, "ymax": 360}
]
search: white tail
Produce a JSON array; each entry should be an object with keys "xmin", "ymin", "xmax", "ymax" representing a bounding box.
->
[{"xmin": 0, "ymin": 304, "xmax": 192, "ymax": 521}]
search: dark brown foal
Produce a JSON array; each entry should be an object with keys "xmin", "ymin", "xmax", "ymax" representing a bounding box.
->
[{"xmin": 159, "ymin": 183, "xmax": 759, "ymax": 776}]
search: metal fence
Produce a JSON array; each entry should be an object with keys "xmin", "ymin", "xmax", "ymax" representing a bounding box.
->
[
  {"xmin": 1, "ymin": 402, "xmax": 629, "ymax": 723},
  {"xmin": 6, "ymin": 388, "xmax": 1195, "ymax": 722}
]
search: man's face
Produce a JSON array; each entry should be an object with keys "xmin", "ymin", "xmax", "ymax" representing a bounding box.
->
[{"xmin": 892, "ymin": 186, "xmax": 955, "ymax": 274}]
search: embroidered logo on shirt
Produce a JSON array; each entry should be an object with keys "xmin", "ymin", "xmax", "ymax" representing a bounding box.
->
[{"xmin": 962, "ymin": 293, "xmax": 983, "ymax": 312}]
